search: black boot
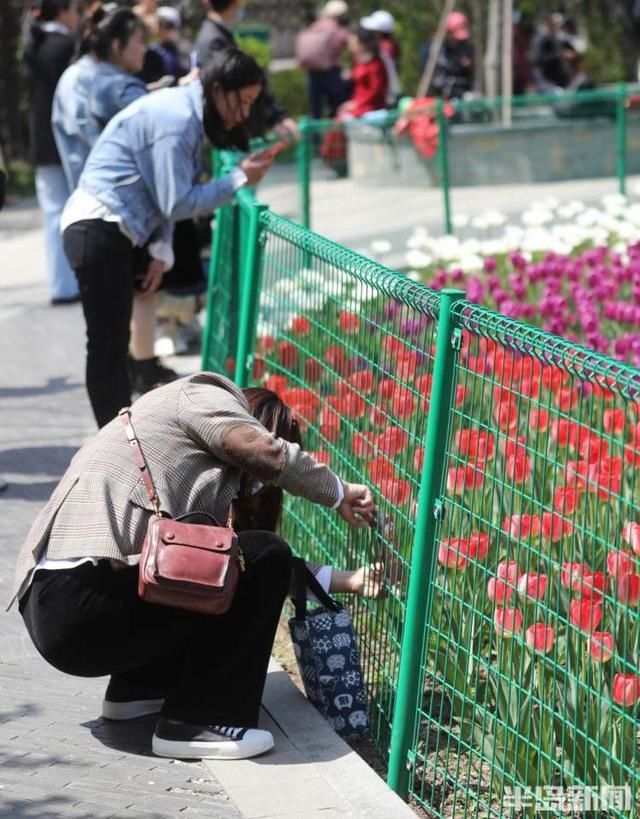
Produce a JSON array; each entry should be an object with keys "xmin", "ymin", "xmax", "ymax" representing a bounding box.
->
[{"xmin": 129, "ymin": 357, "xmax": 178, "ymax": 395}]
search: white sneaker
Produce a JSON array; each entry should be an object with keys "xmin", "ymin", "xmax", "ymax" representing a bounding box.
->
[{"xmin": 152, "ymin": 718, "xmax": 274, "ymax": 760}]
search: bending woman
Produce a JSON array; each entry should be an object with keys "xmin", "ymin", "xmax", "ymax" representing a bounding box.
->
[
  {"xmin": 60, "ymin": 48, "xmax": 272, "ymax": 427},
  {"xmin": 9, "ymin": 372, "xmax": 375, "ymax": 761}
]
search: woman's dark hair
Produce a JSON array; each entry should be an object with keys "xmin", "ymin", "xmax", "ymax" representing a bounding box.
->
[
  {"xmin": 201, "ymin": 47, "xmax": 266, "ymax": 151},
  {"xmin": 85, "ymin": 8, "xmax": 146, "ymax": 61},
  {"xmin": 39, "ymin": 0, "xmax": 73, "ymax": 21},
  {"xmin": 233, "ymin": 388, "xmax": 303, "ymax": 533},
  {"xmin": 355, "ymin": 26, "xmax": 380, "ymax": 57}
]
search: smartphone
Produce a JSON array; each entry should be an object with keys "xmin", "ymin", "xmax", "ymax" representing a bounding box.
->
[{"xmin": 256, "ymin": 141, "xmax": 289, "ymax": 161}]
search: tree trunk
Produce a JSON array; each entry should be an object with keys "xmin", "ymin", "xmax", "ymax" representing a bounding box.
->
[{"xmin": 484, "ymin": 0, "xmax": 500, "ymax": 100}]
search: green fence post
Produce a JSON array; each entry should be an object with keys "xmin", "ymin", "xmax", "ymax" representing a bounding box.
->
[
  {"xmin": 234, "ymin": 200, "xmax": 268, "ymax": 387},
  {"xmin": 616, "ymin": 82, "xmax": 628, "ymax": 197},
  {"xmin": 387, "ymin": 288, "xmax": 466, "ymax": 798},
  {"xmin": 437, "ymin": 100, "xmax": 453, "ymax": 235},
  {"xmin": 296, "ymin": 116, "xmax": 312, "ymax": 229}
]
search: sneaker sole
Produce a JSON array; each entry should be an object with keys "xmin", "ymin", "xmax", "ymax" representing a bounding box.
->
[
  {"xmin": 102, "ymin": 698, "xmax": 165, "ymax": 720},
  {"xmin": 151, "ymin": 733, "xmax": 274, "ymax": 760}
]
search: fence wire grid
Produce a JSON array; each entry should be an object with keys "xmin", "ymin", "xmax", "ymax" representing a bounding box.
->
[{"xmin": 201, "ymin": 153, "xmax": 640, "ymax": 818}]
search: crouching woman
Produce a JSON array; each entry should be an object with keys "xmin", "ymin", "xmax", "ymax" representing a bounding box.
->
[{"xmin": 8, "ymin": 372, "xmax": 375, "ymax": 760}]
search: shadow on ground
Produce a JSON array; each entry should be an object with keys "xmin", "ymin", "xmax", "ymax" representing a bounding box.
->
[{"xmin": 0, "ymin": 377, "xmax": 82, "ymax": 401}]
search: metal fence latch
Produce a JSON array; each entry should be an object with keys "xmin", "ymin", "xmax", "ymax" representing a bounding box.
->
[
  {"xmin": 451, "ymin": 328, "xmax": 462, "ymax": 350},
  {"xmin": 433, "ymin": 499, "xmax": 446, "ymax": 520}
]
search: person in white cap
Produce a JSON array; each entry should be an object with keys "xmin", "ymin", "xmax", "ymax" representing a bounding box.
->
[
  {"xmin": 295, "ymin": 0, "xmax": 350, "ymax": 119},
  {"xmin": 360, "ymin": 9, "xmax": 402, "ymax": 106},
  {"xmin": 150, "ymin": 6, "xmax": 189, "ymax": 81}
]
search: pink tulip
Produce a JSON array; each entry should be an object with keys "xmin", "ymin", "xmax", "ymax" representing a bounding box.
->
[
  {"xmin": 517, "ymin": 573, "xmax": 548, "ymax": 601},
  {"xmin": 494, "ymin": 607, "xmax": 523, "ymax": 637},
  {"xmin": 497, "ymin": 561, "xmax": 521, "ymax": 586},
  {"xmin": 588, "ymin": 631, "xmax": 615, "ymax": 663},
  {"xmin": 525, "ymin": 624, "xmax": 555, "ymax": 654},
  {"xmin": 487, "ymin": 577, "xmax": 514, "ymax": 605}
]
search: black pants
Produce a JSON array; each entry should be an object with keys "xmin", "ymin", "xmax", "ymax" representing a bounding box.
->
[
  {"xmin": 63, "ymin": 220, "xmax": 140, "ymax": 428},
  {"xmin": 308, "ymin": 67, "xmax": 348, "ymax": 120},
  {"xmin": 19, "ymin": 531, "xmax": 292, "ymax": 727}
]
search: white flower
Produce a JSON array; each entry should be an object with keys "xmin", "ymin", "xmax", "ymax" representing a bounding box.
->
[
  {"xmin": 470, "ymin": 216, "xmax": 489, "ymax": 231},
  {"xmin": 521, "ymin": 208, "xmax": 553, "ymax": 227},
  {"xmin": 370, "ymin": 239, "xmax": 392, "ymax": 256},
  {"xmin": 299, "ymin": 268, "xmax": 325, "ymax": 287},
  {"xmin": 458, "ymin": 253, "xmax": 484, "ymax": 273},
  {"xmin": 452, "ymin": 213, "xmax": 470, "ymax": 229},
  {"xmin": 256, "ymin": 320, "xmax": 278, "ymax": 338},
  {"xmin": 407, "ymin": 270, "xmax": 422, "ymax": 282},
  {"xmin": 356, "ymin": 283, "xmax": 379, "ymax": 302},
  {"xmin": 429, "ymin": 235, "xmax": 461, "ymax": 261},
  {"xmin": 405, "ymin": 249, "xmax": 433, "ymax": 269},
  {"xmin": 484, "ymin": 209, "xmax": 507, "ymax": 227}
]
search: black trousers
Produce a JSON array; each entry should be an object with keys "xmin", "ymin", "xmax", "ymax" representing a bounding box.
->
[
  {"xmin": 19, "ymin": 531, "xmax": 292, "ymax": 727},
  {"xmin": 63, "ymin": 220, "xmax": 139, "ymax": 428}
]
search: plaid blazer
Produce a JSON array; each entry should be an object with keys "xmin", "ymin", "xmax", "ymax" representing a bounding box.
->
[{"xmin": 8, "ymin": 372, "xmax": 341, "ymax": 609}]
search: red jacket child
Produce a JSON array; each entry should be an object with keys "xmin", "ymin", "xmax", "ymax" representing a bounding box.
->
[{"xmin": 344, "ymin": 56, "xmax": 388, "ymax": 118}]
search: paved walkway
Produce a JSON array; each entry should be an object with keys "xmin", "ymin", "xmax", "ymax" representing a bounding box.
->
[{"xmin": 0, "ymin": 203, "xmax": 413, "ymax": 818}]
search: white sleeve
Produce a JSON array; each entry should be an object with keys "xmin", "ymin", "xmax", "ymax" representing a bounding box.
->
[{"xmin": 331, "ymin": 476, "xmax": 344, "ymax": 509}]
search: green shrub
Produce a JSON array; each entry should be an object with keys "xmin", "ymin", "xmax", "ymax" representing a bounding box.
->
[
  {"xmin": 7, "ymin": 159, "xmax": 35, "ymax": 199},
  {"xmin": 269, "ymin": 67, "xmax": 308, "ymax": 120},
  {"xmin": 235, "ymin": 34, "xmax": 272, "ymax": 69}
]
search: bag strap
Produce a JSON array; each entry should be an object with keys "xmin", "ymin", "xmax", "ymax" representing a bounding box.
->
[
  {"xmin": 292, "ymin": 556, "xmax": 341, "ymax": 620},
  {"xmin": 119, "ymin": 407, "xmax": 163, "ymax": 517}
]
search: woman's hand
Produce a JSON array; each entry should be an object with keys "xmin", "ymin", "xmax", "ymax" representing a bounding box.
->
[
  {"xmin": 239, "ymin": 153, "xmax": 274, "ymax": 186},
  {"xmin": 273, "ymin": 118, "xmax": 301, "ymax": 144},
  {"xmin": 138, "ymin": 258, "xmax": 166, "ymax": 298},
  {"xmin": 338, "ymin": 482, "xmax": 375, "ymax": 528}
]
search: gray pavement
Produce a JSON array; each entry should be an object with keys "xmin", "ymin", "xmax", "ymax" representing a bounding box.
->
[{"xmin": 0, "ymin": 202, "xmax": 413, "ymax": 818}]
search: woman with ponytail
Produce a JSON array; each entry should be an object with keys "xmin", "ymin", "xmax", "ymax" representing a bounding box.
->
[{"xmin": 24, "ymin": 0, "xmax": 80, "ymax": 305}]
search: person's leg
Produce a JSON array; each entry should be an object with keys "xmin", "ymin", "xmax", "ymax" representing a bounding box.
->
[
  {"xmin": 159, "ymin": 530, "xmax": 292, "ymax": 727},
  {"xmin": 34, "ymin": 165, "xmax": 79, "ymax": 302},
  {"xmin": 129, "ymin": 294, "xmax": 158, "ymax": 360},
  {"xmin": 63, "ymin": 220, "xmax": 134, "ymax": 427},
  {"xmin": 308, "ymin": 71, "xmax": 324, "ymax": 120},
  {"xmin": 326, "ymin": 66, "xmax": 348, "ymax": 117}
]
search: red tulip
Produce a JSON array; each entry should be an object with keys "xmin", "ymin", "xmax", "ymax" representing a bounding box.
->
[
  {"xmin": 466, "ymin": 532, "xmax": 489, "ymax": 561},
  {"xmin": 487, "ymin": 577, "xmax": 514, "ymax": 604},
  {"xmin": 308, "ymin": 450, "xmax": 330, "ymax": 466},
  {"xmin": 389, "ymin": 386, "xmax": 416, "ymax": 419},
  {"xmin": 277, "ymin": 341, "xmax": 298, "ymax": 370},
  {"xmin": 525, "ymin": 624, "xmax": 555, "ymax": 654},
  {"xmin": 589, "ymin": 456, "xmax": 623, "ymax": 501},
  {"xmin": 352, "ymin": 431, "xmax": 376, "ymax": 459},
  {"xmin": 367, "ymin": 456, "xmax": 396, "ymax": 484},
  {"xmin": 377, "ymin": 378, "xmax": 396, "ymax": 400},
  {"xmin": 569, "ymin": 599, "xmax": 602, "ymax": 632},
  {"xmin": 325, "ymin": 345, "xmax": 350, "ymax": 376},
  {"xmin": 345, "ymin": 369, "xmax": 374, "ymax": 395},
  {"xmin": 502, "ymin": 514, "xmax": 541, "ymax": 540},
  {"xmin": 494, "ymin": 607, "xmax": 523, "ymax": 637},
  {"xmin": 622, "ymin": 521, "xmax": 640, "ymax": 555},
  {"xmin": 579, "ymin": 432, "xmax": 609, "ymax": 464},
  {"xmin": 501, "ymin": 435, "xmax": 527, "ymax": 460},
  {"xmin": 338, "ymin": 311, "xmax": 360, "ymax": 334},
  {"xmin": 413, "ymin": 447, "xmax": 425, "ymax": 473},
  {"xmin": 517, "ymin": 573, "xmax": 548, "ymax": 601},
  {"xmin": 437, "ymin": 539, "xmax": 468, "ymax": 569},
  {"xmin": 617, "ymin": 573, "xmax": 640, "ymax": 606},
  {"xmin": 506, "ymin": 452, "xmax": 531, "ymax": 484},
  {"xmin": 224, "ymin": 356, "xmax": 235, "ymax": 375},
  {"xmin": 493, "ymin": 398, "xmax": 517, "ymax": 432},
  {"xmin": 369, "ymin": 406, "xmax": 387, "ymax": 427},
  {"xmin": 612, "ymin": 673, "xmax": 640, "ymax": 707},
  {"xmin": 265, "ymin": 374, "xmax": 287, "ymax": 396},
  {"xmin": 580, "ymin": 571, "xmax": 606, "ymax": 600},
  {"xmin": 379, "ymin": 478, "xmax": 410, "ymax": 507},
  {"xmin": 530, "ymin": 408, "xmax": 549, "ymax": 432},
  {"xmin": 550, "ymin": 418, "xmax": 580, "ymax": 448},
  {"xmin": 257, "ymin": 334, "xmax": 275, "ymax": 353},
  {"xmin": 588, "ymin": 631, "xmax": 614, "ymax": 663},
  {"xmin": 497, "ymin": 560, "xmax": 521, "ymax": 585},
  {"xmin": 319, "ymin": 408, "xmax": 341, "ymax": 442},
  {"xmin": 561, "ymin": 562, "xmax": 591, "ymax": 591},
  {"xmin": 414, "ymin": 373, "xmax": 432, "ymax": 399},
  {"xmin": 304, "ymin": 359, "xmax": 323, "ymax": 382},
  {"xmin": 553, "ymin": 486, "xmax": 582, "ymax": 516},
  {"xmin": 377, "ymin": 426, "xmax": 408, "ymax": 457},
  {"xmin": 252, "ymin": 356, "xmax": 266, "ymax": 380},
  {"xmin": 446, "ymin": 463, "xmax": 484, "ymax": 494},
  {"xmin": 455, "ymin": 429, "xmax": 495, "ymax": 461},
  {"xmin": 454, "ymin": 385, "xmax": 467, "ymax": 407},
  {"xmin": 396, "ymin": 351, "xmax": 419, "ymax": 381},
  {"xmin": 556, "ymin": 386, "xmax": 579, "ymax": 412},
  {"xmin": 606, "ymin": 549, "xmax": 635, "ymax": 578},
  {"xmin": 604, "ymin": 408, "xmax": 625, "ymax": 435},
  {"xmin": 541, "ymin": 512, "xmax": 572, "ymax": 543},
  {"xmin": 291, "ymin": 315, "xmax": 311, "ymax": 335}
]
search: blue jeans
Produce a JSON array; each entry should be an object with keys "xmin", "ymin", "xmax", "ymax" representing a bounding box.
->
[{"xmin": 35, "ymin": 165, "xmax": 78, "ymax": 300}]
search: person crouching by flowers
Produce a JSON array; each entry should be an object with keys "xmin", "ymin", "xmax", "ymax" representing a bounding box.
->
[
  {"xmin": 233, "ymin": 387, "xmax": 387, "ymax": 600},
  {"xmin": 10, "ymin": 372, "xmax": 376, "ymax": 761}
]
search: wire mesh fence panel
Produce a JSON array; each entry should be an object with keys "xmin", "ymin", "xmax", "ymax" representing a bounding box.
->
[
  {"xmin": 409, "ymin": 303, "xmax": 640, "ymax": 818},
  {"xmin": 248, "ymin": 210, "xmax": 441, "ymax": 760},
  {"xmin": 201, "ymin": 200, "xmax": 238, "ymax": 375}
]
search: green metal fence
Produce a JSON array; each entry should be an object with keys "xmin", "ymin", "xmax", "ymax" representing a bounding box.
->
[
  {"xmin": 288, "ymin": 85, "xmax": 640, "ymax": 237},
  {"xmin": 202, "ymin": 162, "xmax": 640, "ymax": 817}
]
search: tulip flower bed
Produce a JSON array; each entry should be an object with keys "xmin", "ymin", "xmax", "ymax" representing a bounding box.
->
[
  {"xmin": 401, "ymin": 195, "xmax": 640, "ymax": 369},
  {"xmin": 203, "ymin": 196, "xmax": 640, "ymax": 816}
]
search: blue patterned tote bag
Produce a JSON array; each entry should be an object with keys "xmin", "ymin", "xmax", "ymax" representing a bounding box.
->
[{"xmin": 288, "ymin": 558, "xmax": 369, "ymax": 739}]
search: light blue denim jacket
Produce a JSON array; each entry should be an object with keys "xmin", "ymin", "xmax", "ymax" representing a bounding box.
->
[
  {"xmin": 77, "ymin": 82, "xmax": 238, "ymax": 248},
  {"xmin": 52, "ymin": 56, "xmax": 147, "ymax": 191}
]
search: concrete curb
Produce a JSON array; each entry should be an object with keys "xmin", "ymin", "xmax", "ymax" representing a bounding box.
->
[{"xmin": 204, "ymin": 659, "xmax": 414, "ymax": 818}]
